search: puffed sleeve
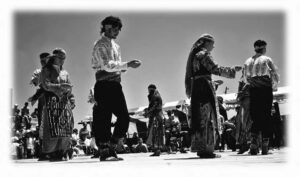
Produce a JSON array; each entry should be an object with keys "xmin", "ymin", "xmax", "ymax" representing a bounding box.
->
[
  {"xmin": 267, "ymin": 58, "xmax": 280, "ymax": 90},
  {"xmin": 30, "ymin": 69, "xmax": 41, "ymax": 86}
]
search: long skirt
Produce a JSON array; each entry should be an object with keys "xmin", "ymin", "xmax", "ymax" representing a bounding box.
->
[
  {"xmin": 235, "ymin": 97, "xmax": 252, "ymax": 145},
  {"xmin": 146, "ymin": 112, "xmax": 165, "ymax": 149},
  {"xmin": 190, "ymin": 78, "xmax": 219, "ymax": 155},
  {"xmin": 41, "ymin": 93, "xmax": 74, "ymax": 154}
]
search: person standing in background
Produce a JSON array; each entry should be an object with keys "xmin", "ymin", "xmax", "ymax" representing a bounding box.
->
[
  {"xmin": 235, "ymin": 69, "xmax": 252, "ymax": 154},
  {"xmin": 144, "ymin": 84, "xmax": 165, "ymax": 156},
  {"xmin": 29, "ymin": 52, "xmax": 50, "ymax": 128}
]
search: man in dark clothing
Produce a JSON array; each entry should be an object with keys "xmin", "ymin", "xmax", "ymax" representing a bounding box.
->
[{"xmin": 144, "ymin": 84, "xmax": 165, "ymax": 156}]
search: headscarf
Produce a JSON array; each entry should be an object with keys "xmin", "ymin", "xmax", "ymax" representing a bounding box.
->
[
  {"xmin": 52, "ymin": 48, "xmax": 66, "ymax": 70},
  {"xmin": 52, "ymin": 48, "xmax": 66, "ymax": 60},
  {"xmin": 184, "ymin": 34, "xmax": 214, "ymax": 98}
]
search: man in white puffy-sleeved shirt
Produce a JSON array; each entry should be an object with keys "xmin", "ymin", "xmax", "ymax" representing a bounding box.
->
[
  {"xmin": 243, "ymin": 39, "xmax": 279, "ymax": 156},
  {"xmin": 91, "ymin": 16, "xmax": 141, "ymax": 161}
]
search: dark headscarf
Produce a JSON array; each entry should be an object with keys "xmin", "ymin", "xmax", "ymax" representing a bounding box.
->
[{"xmin": 184, "ymin": 34, "xmax": 214, "ymax": 98}]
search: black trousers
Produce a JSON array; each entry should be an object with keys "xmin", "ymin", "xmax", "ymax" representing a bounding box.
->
[
  {"xmin": 93, "ymin": 81, "xmax": 130, "ymax": 145},
  {"xmin": 249, "ymin": 86, "xmax": 273, "ymax": 138}
]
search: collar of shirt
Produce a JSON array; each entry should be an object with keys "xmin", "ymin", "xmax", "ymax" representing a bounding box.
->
[{"xmin": 101, "ymin": 35, "xmax": 114, "ymax": 45}]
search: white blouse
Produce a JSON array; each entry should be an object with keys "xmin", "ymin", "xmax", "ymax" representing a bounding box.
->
[{"xmin": 244, "ymin": 55, "xmax": 279, "ymax": 90}]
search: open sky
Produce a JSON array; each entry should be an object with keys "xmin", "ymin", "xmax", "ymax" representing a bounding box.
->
[{"xmin": 12, "ymin": 11, "xmax": 286, "ymax": 128}]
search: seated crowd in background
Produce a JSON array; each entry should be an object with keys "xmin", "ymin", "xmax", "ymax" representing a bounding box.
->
[{"xmin": 10, "ymin": 100, "xmax": 286, "ymax": 160}]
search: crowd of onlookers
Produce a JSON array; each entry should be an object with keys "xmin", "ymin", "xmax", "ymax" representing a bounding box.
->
[
  {"xmin": 10, "ymin": 100, "xmax": 287, "ymax": 160},
  {"xmin": 10, "ymin": 102, "xmax": 191, "ymax": 159},
  {"xmin": 11, "ymin": 102, "xmax": 39, "ymax": 159}
]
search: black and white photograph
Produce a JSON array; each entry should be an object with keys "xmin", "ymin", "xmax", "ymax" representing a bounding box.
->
[{"xmin": 1, "ymin": 0, "xmax": 299, "ymax": 177}]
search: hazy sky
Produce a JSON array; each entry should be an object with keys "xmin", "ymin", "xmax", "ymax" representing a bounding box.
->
[{"xmin": 13, "ymin": 11, "xmax": 286, "ymax": 128}]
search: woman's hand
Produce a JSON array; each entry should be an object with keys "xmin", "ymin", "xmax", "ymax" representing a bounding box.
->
[
  {"xmin": 60, "ymin": 83, "xmax": 72, "ymax": 88},
  {"xmin": 128, "ymin": 59, "xmax": 141, "ymax": 68},
  {"xmin": 60, "ymin": 83, "xmax": 72, "ymax": 92}
]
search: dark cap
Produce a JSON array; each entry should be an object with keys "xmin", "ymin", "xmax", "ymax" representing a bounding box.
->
[
  {"xmin": 39, "ymin": 52, "xmax": 50, "ymax": 59},
  {"xmin": 148, "ymin": 84, "xmax": 157, "ymax": 89},
  {"xmin": 254, "ymin": 39, "xmax": 267, "ymax": 47}
]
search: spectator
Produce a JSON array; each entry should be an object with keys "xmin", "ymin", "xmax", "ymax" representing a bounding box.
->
[
  {"xmin": 131, "ymin": 132, "xmax": 139, "ymax": 145},
  {"xmin": 79, "ymin": 122, "xmax": 90, "ymax": 142},
  {"xmin": 23, "ymin": 115, "xmax": 32, "ymax": 130},
  {"xmin": 115, "ymin": 138, "xmax": 130, "ymax": 154},
  {"xmin": 25, "ymin": 131, "xmax": 36, "ymax": 158},
  {"xmin": 31, "ymin": 108, "xmax": 38, "ymax": 119},
  {"xmin": 11, "ymin": 136, "xmax": 19, "ymax": 159},
  {"xmin": 217, "ymin": 96, "xmax": 228, "ymax": 121},
  {"xmin": 223, "ymin": 109, "xmax": 238, "ymax": 152},
  {"xmin": 12, "ymin": 104, "xmax": 20, "ymax": 116},
  {"xmin": 72, "ymin": 129, "xmax": 79, "ymax": 145},
  {"xmin": 135, "ymin": 138, "xmax": 149, "ymax": 153},
  {"xmin": 13, "ymin": 109, "xmax": 22, "ymax": 131},
  {"xmin": 79, "ymin": 122, "xmax": 91, "ymax": 154},
  {"xmin": 21, "ymin": 102, "xmax": 30, "ymax": 117}
]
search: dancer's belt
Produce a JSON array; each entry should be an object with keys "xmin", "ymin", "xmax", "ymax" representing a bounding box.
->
[
  {"xmin": 95, "ymin": 70, "xmax": 121, "ymax": 82},
  {"xmin": 192, "ymin": 75, "xmax": 211, "ymax": 81}
]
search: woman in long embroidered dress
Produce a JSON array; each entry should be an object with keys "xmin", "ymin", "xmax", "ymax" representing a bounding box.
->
[
  {"xmin": 185, "ymin": 34, "xmax": 242, "ymax": 158},
  {"xmin": 40, "ymin": 48, "xmax": 75, "ymax": 161},
  {"xmin": 235, "ymin": 71, "xmax": 252, "ymax": 154}
]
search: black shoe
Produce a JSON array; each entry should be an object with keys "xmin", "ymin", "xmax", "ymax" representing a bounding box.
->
[
  {"xmin": 99, "ymin": 145, "xmax": 123, "ymax": 161},
  {"xmin": 91, "ymin": 154, "xmax": 100, "ymax": 159},
  {"xmin": 109, "ymin": 145, "xmax": 123, "ymax": 160},
  {"xmin": 237, "ymin": 144, "xmax": 249, "ymax": 154},
  {"xmin": 180, "ymin": 149, "xmax": 187, "ymax": 153},
  {"xmin": 237, "ymin": 149, "xmax": 247, "ymax": 154},
  {"xmin": 38, "ymin": 155, "xmax": 50, "ymax": 161},
  {"xmin": 99, "ymin": 148, "xmax": 118, "ymax": 161},
  {"xmin": 62, "ymin": 153, "xmax": 69, "ymax": 161},
  {"xmin": 197, "ymin": 153, "xmax": 221, "ymax": 158},
  {"xmin": 249, "ymin": 144, "xmax": 259, "ymax": 155},
  {"xmin": 150, "ymin": 150, "xmax": 161, "ymax": 157},
  {"xmin": 261, "ymin": 138, "xmax": 269, "ymax": 155}
]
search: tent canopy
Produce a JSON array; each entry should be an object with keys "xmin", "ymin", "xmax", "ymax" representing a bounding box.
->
[{"xmin": 219, "ymin": 86, "xmax": 289, "ymax": 104}]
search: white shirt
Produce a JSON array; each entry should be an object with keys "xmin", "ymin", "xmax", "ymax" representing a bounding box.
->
[
  {"xmin": 91, "ymin": 35, "xmax": 128, "ymax": 73},
  {"xmin": 244, "ymin": 55, "xmax": 279, "ymax": 89},
  {"xmin": 30, "ymin": 68, "xmax": 42, "ymax": 86}
]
